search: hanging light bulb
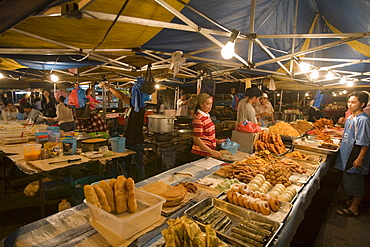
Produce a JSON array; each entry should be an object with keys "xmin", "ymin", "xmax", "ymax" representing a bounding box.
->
[
  {"xmin": 333, "ymin": 93, "xmax": 337, "ymax": 97},
  {"xmin": 340, "ymin": 77, "xmax": 347, "ymax": 84},
  {"xmin": 343, "ymin": 90, "xmax": 347, "ymax": 94},
  {"xmin": 277, "ymin": 93, "xmax": 280, "ymax": 97},
  {"xmin": 339, "ymin": 92, "xmax": 343, "ymax": 95},
  {"xmin": 0, "ymin": 73, "xmax": 3, "ymax": 79},
  {"xmin": 155, "ymin": 84, "xmax": 160, "ymax": 89},
  {"xmin": 305, "ymin": 92, "xmax": 309, "ymax": 97},
  {"xmin": 221, "ymin": 29, "xmax": 240, "ymax": 60},
  {"xmin": 50, "ymin": 74, "xmax": 59, "ymax": 82},
  {"xmin": 310, "ymin": 69, "xmax": 319, "ymax": 80},
  {"xmin": 299, "ymin": 62, "xmax": 311, "ymax": 73},
  {"xmin": 221, "ymin": 41, "xmax": 235, "ymax": 59},
  {"xmin": 325, "ymin": 71, "xmax": 334, "ymax": 80},
  {"xmin": 347, "ymin": 80, "xmax": 353, "ymax": 87}
]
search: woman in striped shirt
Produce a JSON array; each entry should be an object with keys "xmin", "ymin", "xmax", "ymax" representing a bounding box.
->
[{"xmin": 191, "ymin": 93, "xmax": 226, "ymax": 160}]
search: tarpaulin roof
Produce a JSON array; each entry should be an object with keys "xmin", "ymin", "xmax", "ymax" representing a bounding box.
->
[{"xmin": 0, "ymin": 0, "xmax": 369, "ymax": 90}]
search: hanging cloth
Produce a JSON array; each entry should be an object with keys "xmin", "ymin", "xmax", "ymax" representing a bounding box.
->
[
  {"xmin": 169, "ymin": 51, "xmax": 186, "ymax": 77},
  {"xmin": 267, "ymin": 77, "xmax": 276, "ymax": 91}
]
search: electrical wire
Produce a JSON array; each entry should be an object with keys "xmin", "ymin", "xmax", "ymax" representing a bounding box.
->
[{"xmin": 70, "ymin": 0, "xmax": 131, "ymax": 62}]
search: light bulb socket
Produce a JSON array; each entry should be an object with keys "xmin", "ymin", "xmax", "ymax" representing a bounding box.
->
[{"xmin": 230, "ymin": 29, "xmax": 240, "ymax": 42}]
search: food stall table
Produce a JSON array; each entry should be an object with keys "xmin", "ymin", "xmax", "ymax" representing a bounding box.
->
[
  {"xmin": 1, "ymin": 147, "xmax": 136, "ymax": 217},
  {"xmin": 3, "ymin": 153, "xmax": 334, "ymax": 246}
]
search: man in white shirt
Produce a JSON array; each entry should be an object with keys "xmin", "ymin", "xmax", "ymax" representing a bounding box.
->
[
  {"xmin": 176, "ymin": 94, "xmax": 191, "ymax": 116},
  {"xmin": 236, "ymin": 88, "xmax": 262, "ymax": 124}
]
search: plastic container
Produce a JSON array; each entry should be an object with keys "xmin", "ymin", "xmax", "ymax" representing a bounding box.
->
[
  {"xmin": 84, "ymin": 188, "xmax": 165, "ymax": 239},
  {"xmin": 70, "ymin": 175, "xmax": 104, "ymax": 205},
  {"xmin": 110, "ymin": 137, "xmax": 126, "ymax": 153},
  {"xmin": 24, "ymin": 143, "xmax": 42, "ymax": 161},
  {"xmin": 62, "ymin": 138, "xmax": 77, "ymax": 155},
  {"xmin": 58, "ymin": 199, "xmax": 72, "ymax": 212},
  {"xmin": 0, "ymin": 137, "xmax": 28, "ymax": 144},
  {"xmin": 47, "ymin": 126, "xmax": 61, "ymax": 142}
]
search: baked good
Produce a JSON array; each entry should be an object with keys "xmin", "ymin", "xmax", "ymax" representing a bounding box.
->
[
  {"xmin": 115, "ymin": 175, "xmax": 127, "ymax": 213},
  {"xmin": 126, "ymin": 177, "xmax": 137, "ymax": 213},
  {"xmin": 99, "ymin": 180, "xmax": 115, "ymax": 213},
  {"xmin": 93, "ymin": 184, "xmax": 111, "ymax": 213},
  {"xmin": 84, "ymin": 185, "xmax": 101, "ymax": 208},
  {"xmin": 108, "ymin": 178, "xmax": 116, "ymax": 189}
]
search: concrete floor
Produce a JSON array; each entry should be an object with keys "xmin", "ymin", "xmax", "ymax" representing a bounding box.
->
[{"xmin": 1, "ymin": 157, "xmax": 369, "ymax": 246}]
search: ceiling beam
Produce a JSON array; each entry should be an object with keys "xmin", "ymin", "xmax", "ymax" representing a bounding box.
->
[{"xmin": 256, "ymin": 36, "xmax": 362, "ymax": 67}]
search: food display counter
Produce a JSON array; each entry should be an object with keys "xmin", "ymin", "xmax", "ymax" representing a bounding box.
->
[{"xmin": 3, "ymin": 148, "xmax": 334, "ymax": 247}]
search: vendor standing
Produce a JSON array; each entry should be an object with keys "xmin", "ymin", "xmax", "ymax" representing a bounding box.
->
[
  {"xmin": 254, "ymin": 93, "xmax": 275, "ymax": 127},
  {"xmin": 324, "ymin": 91, "xmax": 370, "ymax": 218},
  {"xmin": 99, "ymin": 79, "xmax": 146, "ymax": 181},
  {"xmin": 236, "ymin": 87, "xmax": 262, "ymax": 124},
  {"xmin": 176, "ymin": 94, "xmax": 191, "ymax": 116},
  {"xmin": 47, "ymin": 95, "xmax": 76, "ymax": 132},
  {"xmin": 191, "ymin": 93, "xmax": 225, "ymax": 160},
  {"xmin": 41, "ymin": 89, "xmax": 57, "ymax": 125},
  {"xmin": 307, "ymin": 99, "xmax": 321, "ymax": 122}
]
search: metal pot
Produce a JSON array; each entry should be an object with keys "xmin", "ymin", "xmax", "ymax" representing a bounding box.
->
[{"xmin": 148, "ymin": 114, "xmax": 175, "ymax": 133}]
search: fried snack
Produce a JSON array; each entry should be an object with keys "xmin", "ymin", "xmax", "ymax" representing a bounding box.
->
[
  {"xmin": 126, "ymin": 177, "xmax": 137, "ymax": 213},
  {"xmin": 115, "ymin": 175, "xmax": 127, "ymax": 213},
  {"xmin": 269, "ymin": 122, "xmax": 300, "ymax": 137},
  {"xmin": 108, "ymin": 178, "xmax": 116, "ymax": 189},
  {"xmin": 254, "ymin": 132, "xmax": 286, "ymax": 154},
  {"xmin": 84, "ymin": 185, "xmax": 101, "ymax": 208},
  {"xmin": 93, "ymin": 184, "xmax": 112, "ymax": 213},
  {"xmin": 99, "ymin": 180, "xmax": 116, "ymax": 213},
  {"xmin": 285, "ymin": 150, "xmax": 310, "ymax": 160}
]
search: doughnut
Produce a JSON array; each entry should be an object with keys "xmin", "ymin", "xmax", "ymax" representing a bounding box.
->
[
  {"xmin": 242, "ymin": 196, "xmax": 251, "ymax": 209},
  {"xmin": 253, "ymin": 191, "xmax": 263, "ymax": 199},
  {"xmin": 253, "ymin": 199, "xmax": 261, "ymax": 213},
  {"xmin": 267, "ymin": 191, "xmax": 279, "ymax": 199},
  {"xmin": 263, "ymin": 181, "xmax": 272, "ymax": 189},
  {"xmin": 259, "ymin": 200, "xmax": 271, "ymax": 215},
  {"xmin": 239, "ymin": 184, "xmax": 248, "ymax": 194},
  {"xmin": 249, "ymin": 198, "xmax": 256, "ymax": 210},
  {"xmin": 269, "ymin": 197, "xmax": 280, "ymax": 212},
  {"xmin": 255, "ymin": 174, "xmax": 266, "ymax": 182},
  {"xmin": 250, "ymin": 179, "xmax": 262, "ymax": 188},
  {"xmin": 232, "ymin": 192, "xmax": 240, "ymax": 205},
  {"xmin": 227, "ymin": 190, "xmax": 234, "ymax": 203},
  {"xmin": 278, "ymin": 194, "xmax": 291, "ymax": 202},
  {"xmin": 283, "ymin": 189, "xmax": 295, "ymax": 199},
  {"xmin": 253, "ymin": 176, "xmax": 264, "ymax": 184},
  {"xmin": 237, "ymin": 193, "xmax": 245, "ymax": 206},
  {"xmin": 248, "ymin": 183, "xmax": 259, "ymax": 191}
]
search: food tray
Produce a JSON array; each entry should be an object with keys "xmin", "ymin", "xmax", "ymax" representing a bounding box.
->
[
  {"xmin": 195, "ymin": 174, "xmax": 228, "ymax": 189},
  {"xmin": 281, "ymin": 158, "xmax": 319, "ymax": 177},
  {"xmin": 0, "ymin": 137, "xmax": 28, "ymax": 144},
  {"xmin": 294, "ymin": 144, "xmax": 339, "ymax": 155},
  {"xmin": 185, "ymin": 197, "xmax": 283, "ymax": 246},
  {"xmin": 285, "ymin": 149, "xmax": 325, "ymax": 164},
  {"xmin": 84, "ymin": 188, "xmax": 165, "ymax": 239},
  {"xmin": 289, "ymin": 172, "xmax": 310, "ymax": 183}
]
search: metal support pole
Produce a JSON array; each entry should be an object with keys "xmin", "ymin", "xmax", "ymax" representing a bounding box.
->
[
  {"xmin": 297, "ymin": 91, "xmax": 300, "ymax": 110},
  {"xmin": 279, "ymin": 89, "xmax": 284, "ymax": 112},
  {"xmin": 247, "ymin": 0, "xmax": 256, "ymax": 64},
  {"xmin": 102, "ymin": 82, "xmax": 107, "ymax": 121},
  {"xmin": 290, "ymin": 0, "xmax": 299, "ymax": 74}
]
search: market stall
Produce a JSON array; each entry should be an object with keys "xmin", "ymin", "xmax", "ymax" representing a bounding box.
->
[{"xmin": 3, "ymin": 146, "xmax": 336, "ymax": 246}]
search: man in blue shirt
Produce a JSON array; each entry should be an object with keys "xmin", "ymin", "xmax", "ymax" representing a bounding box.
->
[{"xmin": 324, "ymin": 91, "xmax": 370, "ymax": 217}]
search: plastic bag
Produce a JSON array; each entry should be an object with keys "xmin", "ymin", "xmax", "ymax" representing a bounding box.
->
[
  {"xmin": 221, "ymin": 138, "xmax": 240, "ymax": 155},
  {"xmin": 236, "ymin": 120, "xmax": 261, "ymax": 133}
]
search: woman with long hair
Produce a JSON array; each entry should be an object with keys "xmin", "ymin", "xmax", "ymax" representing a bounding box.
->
[
  {"xmin": 85, "ymin": 88, "xmax": 101, "ymax": 109},
  {"xmin": 41, "ymin": 89, "xmax": 57, "ymax": 125},
  {"xmin": 191, "ymin": 93, "xmax": 226, "ymax": 160}
]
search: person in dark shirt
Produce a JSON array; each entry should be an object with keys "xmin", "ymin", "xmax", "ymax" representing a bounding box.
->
[
  {"xmin": 308, "ymin": 100, "xmax": 321, "ymax": 122},
  {"xmin": 99, "ymin": 80, "xmax": 146, "ymax": 181},
  {"xmin": 41, "ymin": 89, "xmax": 57, "ymax": 125}
]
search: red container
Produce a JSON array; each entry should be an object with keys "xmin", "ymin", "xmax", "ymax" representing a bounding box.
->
[{"xmin": 116, "ymin": 116, "xmax": 126, "ymax": 125}]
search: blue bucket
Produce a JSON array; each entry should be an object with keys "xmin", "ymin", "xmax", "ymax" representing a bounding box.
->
[
  {"xmin": 111, "ymin": 137, "xmax": 126, "ymax": 153},
  {"xmin": 62, "ymin": 138, "xmax": 77, "ymax": 155}
]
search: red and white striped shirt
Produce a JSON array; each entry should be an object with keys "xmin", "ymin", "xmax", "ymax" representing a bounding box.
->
[{"xmin": 191, "ymin": 109, "xmax": 216, "ymax": 156}]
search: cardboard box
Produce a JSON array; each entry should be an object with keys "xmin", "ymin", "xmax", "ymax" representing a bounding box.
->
[{"xmin": 231, "ymin": 130, "xmax": 258, "ymax": 154}]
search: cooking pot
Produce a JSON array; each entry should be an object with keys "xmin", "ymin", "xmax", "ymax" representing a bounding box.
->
[{"xmin": 148, "ymin": 114, "xmax": 175, "ymax": 133}]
